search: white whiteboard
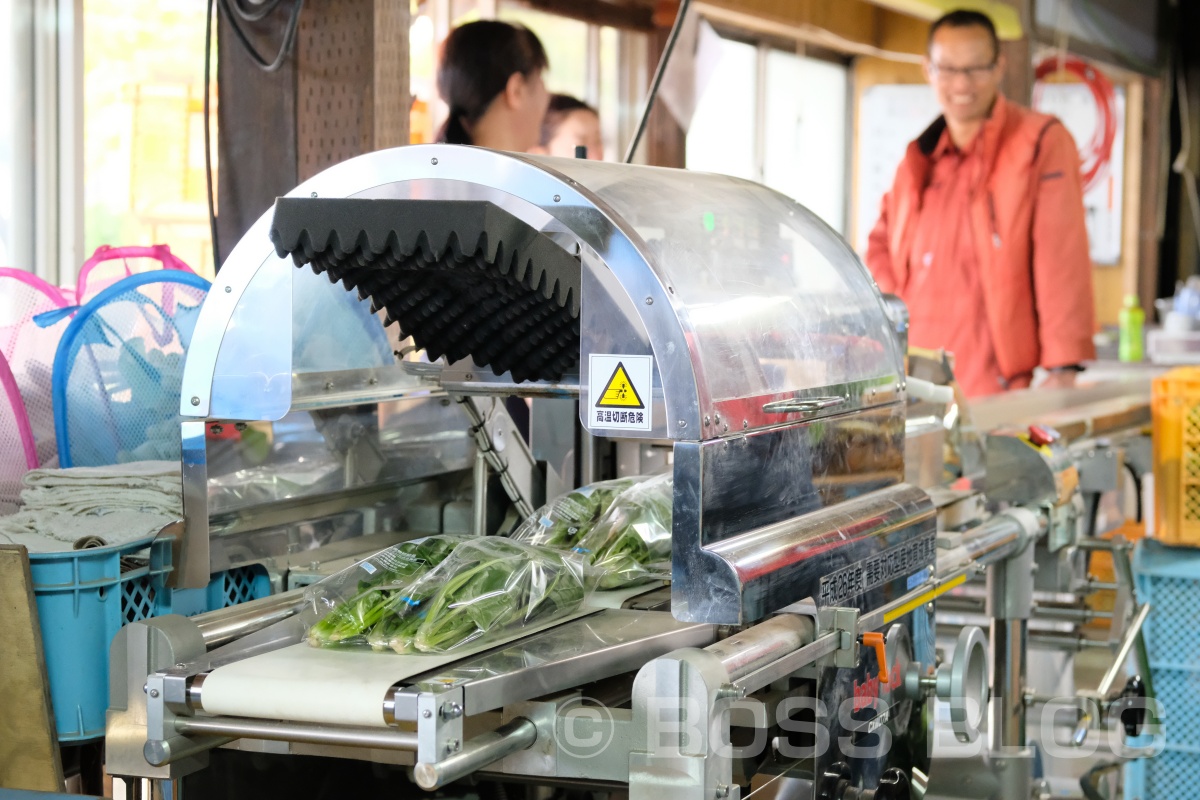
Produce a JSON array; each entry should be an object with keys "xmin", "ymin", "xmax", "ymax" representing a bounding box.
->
[
  {"xmin": 854, "ymin": 84, "xmax": 1125, "ymax": 264},
  {"xmin": 1034, "ymin": 84, "xmax": 1126, "ymax": 265},
  {"xmin": 854, "ymin": 84, "xmax": 940, "ymax": 254}
]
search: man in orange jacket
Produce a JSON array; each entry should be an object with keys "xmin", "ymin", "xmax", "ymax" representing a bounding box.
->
[{"xmin": 866, "ymin": 9, "xmax": 1095, "ymax": 397}]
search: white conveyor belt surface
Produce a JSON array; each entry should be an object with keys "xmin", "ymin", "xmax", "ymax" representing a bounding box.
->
[{"xmin": 199, "ymin": 584, "xmax": 660, "ymax": 727}]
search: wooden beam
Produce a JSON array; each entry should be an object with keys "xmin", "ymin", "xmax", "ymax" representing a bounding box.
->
[
  {"xmin": 521, "ymin": 0, "xmax": 654, "ymax": 31},
  {"xmin": 995, "ymin": 0, "xmax": 1032, "ymax": 103},
  {"xmin": 1138, "ymin": 76, "xmax": 1164, "ymax": 311},
  {"xmin": 700, "ymin": 0, "xmax": 879, "ymax": 49}
]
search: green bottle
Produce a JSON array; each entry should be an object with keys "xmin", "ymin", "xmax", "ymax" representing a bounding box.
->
[{"xmin": 1118, "ymin": 294, "xmax": 1144, "ymax": 362}]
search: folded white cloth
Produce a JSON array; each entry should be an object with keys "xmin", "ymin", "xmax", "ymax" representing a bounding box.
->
[
  {"xmin": 0, "ymin": 461, "xmax": 183, "ymax": 553},
  {"xmin": 22, "ymin": 460, "xmax": 179, "ymax": 486},
  {"xmin": 0, "ymin": 508, "xmax": 177, "ymax": 552},
  {"xmin": 18, "ymin": 486, "xmax": 181, "ymax": 517}
]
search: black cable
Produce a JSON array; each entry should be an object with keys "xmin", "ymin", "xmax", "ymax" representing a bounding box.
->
[
  {"xmin": 1123, "ymin": 461, "xmax": 1144, "ymax": 523},
  {"xmin": 622, "ymin": 0, "xmax": 692, "ymax": 163},
  {"xmin": 229, "ymin": 0, "xmax": 285, "ymax": 22},
  {"xmin": 1079, "ymin": 761, "xmax": 1120, "ymax": 800},
  {"xmin": 1086, "ymin": 491, "xmax": 1102, "ymax": 538},
  {"xmin": 217, "ymin": 0, "xmax": 304, "ymax": 73},
  {"xmin": 204, "ymin": 0, "xmax": 220, "ymax": 271}
]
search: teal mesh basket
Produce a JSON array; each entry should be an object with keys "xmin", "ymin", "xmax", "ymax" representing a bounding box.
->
[{"xmin": 51, "ymin": 271, "xmax": 210, "ymax": 467}]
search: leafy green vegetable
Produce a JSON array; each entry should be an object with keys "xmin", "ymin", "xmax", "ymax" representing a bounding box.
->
[
  {"xmin": 410, "ymin": 538, "xmax": 585, "ymax": 653},
  {"xmin": 306, "ymin": 535, "xmax": 466, "ymax": 648},
  {"xmin": 574, "ymin": 474, "xmax": 673, "ymax": 590},
  {"xmin": 508, "ymin": 477, "xmax": 640, "ymax": 550}
]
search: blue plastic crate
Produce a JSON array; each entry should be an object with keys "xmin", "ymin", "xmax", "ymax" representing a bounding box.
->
[
  {"xmin": 29, "ymin": 537, "xmax": 271, "ymax": 742},
  {"xmin": 1134, "ymin": 541, "xmax": 1200, "ymax": 669},
  {"xmin": 1133, "ymin": 540, "xmax": 1200, "ymax": 754},
  {"xmin": 1125, "ymin": 748, "xmax": 1200, "ymax": 800},
  {"xmin": 160, "ymin": 564, "xmax": 272, "ymax": 617},
  {"xmin": 28, "ymin": 536, "xmax": 172, "ymax": 742}
]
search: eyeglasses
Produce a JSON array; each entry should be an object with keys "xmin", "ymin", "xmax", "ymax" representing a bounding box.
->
[{"xmin": 930, "ymin": 62, "xmax": 997, "ymax": 81}]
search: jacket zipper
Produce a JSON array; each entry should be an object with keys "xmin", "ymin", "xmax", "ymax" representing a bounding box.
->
[{"xmin": 987, "ymin": 192, "xmax": 1001, "ymax": 248}]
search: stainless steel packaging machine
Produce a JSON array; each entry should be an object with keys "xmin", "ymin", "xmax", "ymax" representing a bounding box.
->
[{"xmin": 107, "ymin": 145, "xmax": 1158, "ymax": 800}]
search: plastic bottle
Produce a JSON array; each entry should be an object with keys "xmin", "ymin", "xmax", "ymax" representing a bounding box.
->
[{"xmin": 1119, "ymin": 294, "xmax": 1144, "ymax": 363}]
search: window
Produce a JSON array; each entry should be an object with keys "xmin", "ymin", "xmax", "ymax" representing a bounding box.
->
[
  {"xmin": 685, "ymin": 27, "xmax": 850, "ymax": 234},
  {"xmin": 83, "ymin": 0, "xmax": 216, "ymax": 277}
]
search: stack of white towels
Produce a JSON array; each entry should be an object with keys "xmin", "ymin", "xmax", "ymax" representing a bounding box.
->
[{"xmin": 0, "ymin": 461, "xmax": 182, "ymax": 552}]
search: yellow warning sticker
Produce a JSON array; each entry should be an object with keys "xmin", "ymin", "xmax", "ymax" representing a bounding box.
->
[
  {"xmin": 588, "ymin": 354, "xmax": 653, "ymax": 431},
  {"xmin": 596, "ymin": 363, "xmax": 645, "ymax": 409}
]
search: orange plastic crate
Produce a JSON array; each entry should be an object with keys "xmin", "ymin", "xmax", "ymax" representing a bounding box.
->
[{"xmin": 1153, "ymin": 367, "xmax": 1200, "ymax": 547}]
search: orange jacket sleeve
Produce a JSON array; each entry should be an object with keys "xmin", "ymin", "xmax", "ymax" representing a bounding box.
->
[
  {"xmin": 865, "ymin": 191, "xmax": 899, "ymax": 294},
  {"xmin": 1030, "ymin": 122, "xmax": 1096, "ymax": 369}
]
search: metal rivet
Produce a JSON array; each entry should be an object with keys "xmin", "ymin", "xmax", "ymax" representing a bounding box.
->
[
  {"xmin": 705, "ymin": 416, "xmax": 711, "ymax": 426},
  {"xmin": 465, "ymin": 373, "xmax": 474, "ymax": 381},
  {"xmin": 368, "ymin": 377, "xmax": 378, "ymax": 385},
  {"xmin": 431, "ymin": 157, "xmax": 439, "ymax": 165},
  {"xmin": 190, "ymin": 396, "xmax": 200, "ymax": 406},
  {"xmin": 446, "ymin": 739, "xmax": 460, "ymax": 753},
  {"xmin": 224, "ymin": 285, "xmax": 232, "ymax": 293},
  {"xmin": 743, "ymin": 420, "xmax": 748, "ymax": 429},
  {"xmin": 714, "ymin": 413, "xmax": 721, "ymax": 424},
  {"xmin": 149, "ymin": 689, "xmax": 159, "ymax": 698},
  {"xmin": 723, "ymin": 423, "xmax": 729, "ymax": 432},
  {"xmin": 324, "ymin": 381, "xmax": 334, "ymax": 391},
  {"xmin": 553, "ymin": 194, "xmax": 561, "ymax": 202},
  {"xmin": 422, "ymin": 709, "xmax": 432, "ymax": 719},
  {"xmin": 142, "ymin": 683, "xmax": 148, "ymax": 694},
  {"xmin": 678, "ymin": 420, "xmax": 686, "ymax": 427},
  {"xmin": 645, "ymin": 297, "xmax": 653, "ymax": 305},
  {"xmin": 175, "ymin": 663, "xmax": 186, "ymax": 669},
  {"xmin": 310, "ymin": 191, "xmax": 317, "ymax": 197}
]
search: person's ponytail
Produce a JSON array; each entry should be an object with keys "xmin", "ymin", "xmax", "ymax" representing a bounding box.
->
[{"xmin": 436, "ymin": 21, "xmax": 548, "ymax": 146}]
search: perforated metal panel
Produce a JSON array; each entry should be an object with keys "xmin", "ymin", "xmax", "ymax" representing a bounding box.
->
[{"xmin": 297, "ymin": 0, "xmax": 374, "ymax": 181}]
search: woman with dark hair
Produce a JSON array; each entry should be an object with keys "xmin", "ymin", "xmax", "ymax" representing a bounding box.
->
[
  {"xmin": 531, "ymin": 94, "xmax": 604, "ymax": 160},
  {"xmin": 436, "ymin": 20, "xmax": 551, "ymax": 152}
]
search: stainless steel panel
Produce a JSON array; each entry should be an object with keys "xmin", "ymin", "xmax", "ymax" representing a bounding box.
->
[
  {"xmin": 412, "ymin": 610, "xmax": 718, "ymax": 715},
  {"xmin": 673, "ymin": 448, "xmax": 935, "ymax": 625}
]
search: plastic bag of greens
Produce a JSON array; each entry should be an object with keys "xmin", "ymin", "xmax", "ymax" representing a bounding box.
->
[
  {"xmin": 575, "ymin": 473, "xmax": 673, "ymax": 590},
  {"xmin": 367, "ymin": 537, "xmax": 586, "ymax": 654},
  {"xmin": 508, "ymin": 476, "xmax": 643, "ymax": 550},
  {"xmin": 306, "ymin": 534, "xmax": 467, "ymax": 648}
]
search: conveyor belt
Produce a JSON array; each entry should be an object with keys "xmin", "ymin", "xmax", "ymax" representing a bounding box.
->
[
  {"xmin": 270, "ymin": 198, "xmax": 582, "ymax": 382},
  {"xmin": 198, "ymin": 586, "xmax": 661, "ymax": 728}
]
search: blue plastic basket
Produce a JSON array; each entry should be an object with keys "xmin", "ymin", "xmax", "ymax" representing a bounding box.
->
[
  {"xmin": 51, "ymin": 270, "xmax": 210, "ymax": 467},
  {"xmin": 1133, "ymin": 540, "xmax": 1200, "ymax": 755},
  {"xmin": 28, "ymin": 535, "xmax": 271, "ymax": 742},
  {"xmin": 1125, "ymin": 748, "xmax": 1200, "ymax": 800},
  {"xmin": 161, "ymin": 564, "xmax": 272, "ymax": 617},
  {"xmin": 28, "ymin": 536, "xmax": 172, "ymax": 742}
]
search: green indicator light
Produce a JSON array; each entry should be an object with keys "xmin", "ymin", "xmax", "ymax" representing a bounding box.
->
[{"xmin": 702, "ymin": 211, "xmax": 715, "ymax": 233}]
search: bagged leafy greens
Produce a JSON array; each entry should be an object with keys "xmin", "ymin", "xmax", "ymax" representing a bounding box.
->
[
  {"xmin": 574, "ymin": 473, "xmax": 673, "ymax": 590},
  {"xmin": 307, "ymin": 536, "xmax": 586, "ymax": 655},
  {"xmin": 306, "ymin": 535, "xmax": 467, "ymax": 648},
  {"xmin": 508, "ymin": 476, "xmax": 642, "ymax": 550}
]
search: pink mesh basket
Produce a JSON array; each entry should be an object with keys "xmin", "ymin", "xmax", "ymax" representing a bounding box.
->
[
  {"xmin": 0, "ymin": 268, "xmax": 70, "ymax": 467},
  {"xmin": 0, "ymin": 350, "xmax": 37, "ymax": 513},
  {"xmin": 75, "ymin": 244, "xmax": 195, "ymax": 305}
]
